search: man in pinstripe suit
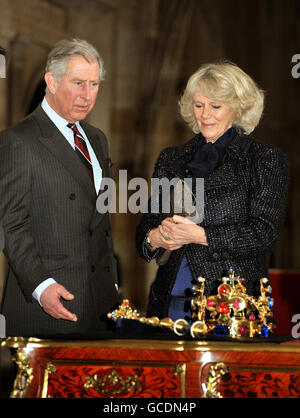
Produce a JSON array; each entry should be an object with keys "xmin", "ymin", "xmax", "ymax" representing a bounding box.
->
[{"xmin": 0, "ymin": 39, "xmax": 120, "ymax": 338}]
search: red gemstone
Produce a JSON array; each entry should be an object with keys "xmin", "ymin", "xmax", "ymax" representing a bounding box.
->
[
  {"xmin": 233, "ymin": 299, "xmax": 240, "ymax": 309},
  {"xmin": 239, "ymin": 326, "xmax": 248, "ymax": 336},
  {"xmin": 217, "ymin": 301, "xmax": 230, "ymax": 314},
  {"xmin": 219, "ymin": 285, "xmax": 229, "ymax": 295}
]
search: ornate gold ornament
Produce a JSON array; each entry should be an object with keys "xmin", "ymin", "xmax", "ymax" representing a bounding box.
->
[
  {"xmin": 84, "ymin": 369, "xmax": 141, "ymax": 396},
  {"xmin": 203, "ymin": 362, "xmax": 228, "ymax": 398},
  {"xmin": 108, "ymin": 269, "xmax": 275, "ymax": 339},
  {"xmin": 10, "ymin": 350, "xmax": 34, "ymax": 398},
  {"xmin": 45, "ymin": 361, "xmax": 57, "ymax": 375},
  {"xmin": 173, "ymin": 363, "xmax": 185, "ymax": 377},
  {"xmin": 42, "ymin": 362, "xmax": 57, "ymax": 398}
]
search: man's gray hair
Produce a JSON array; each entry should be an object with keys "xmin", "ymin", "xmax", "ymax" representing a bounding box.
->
[{"xmin": 45, "ymin": 38, "xmax": 105, "ymax": 82}]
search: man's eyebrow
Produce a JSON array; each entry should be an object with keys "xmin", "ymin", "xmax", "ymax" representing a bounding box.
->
[{"xmin": 70, "ymin": 77, "xmax": 99, "ymax": 82}]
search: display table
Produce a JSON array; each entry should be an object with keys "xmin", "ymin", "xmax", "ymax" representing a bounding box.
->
[{"xmin": 2, "ymin": 335, "xmax": 300, "ymax": 398}]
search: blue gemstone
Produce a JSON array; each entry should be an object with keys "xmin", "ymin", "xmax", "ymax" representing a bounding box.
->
[
  {"xmin": 268, "ymin": 298, "xmax": 274, "ymax": 308},
  {"xmin": 213, "ymin": 324, "xmax": 230, "ymax": 337},
  {"xmin": 260, "ymin": 325, "xmax": 269, "ymax": 338}
]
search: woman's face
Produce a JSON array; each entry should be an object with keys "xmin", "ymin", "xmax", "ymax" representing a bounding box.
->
[{"xmin": 193, "ymin": 92, "xmax": 234, "ymax": 142}]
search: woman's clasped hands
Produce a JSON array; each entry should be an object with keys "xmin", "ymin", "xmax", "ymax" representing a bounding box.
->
[{"xmin": 148, "ymin": 215, "xmax": 208, "ymax": 251}]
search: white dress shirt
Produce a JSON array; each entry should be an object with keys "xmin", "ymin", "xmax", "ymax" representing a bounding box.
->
[{"xmin": 32, "ymin": 98, "xmax": 102, "ymax": 304}]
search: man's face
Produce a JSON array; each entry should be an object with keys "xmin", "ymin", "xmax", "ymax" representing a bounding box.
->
[{"xmin": 45, "ymin": 55, "xmax": 100, "ymax": 123}]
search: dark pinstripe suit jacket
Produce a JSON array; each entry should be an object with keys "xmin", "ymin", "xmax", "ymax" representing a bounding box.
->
[{"xmin": 0, "ymin": 105, "xmax": 120, "ymax": 338}]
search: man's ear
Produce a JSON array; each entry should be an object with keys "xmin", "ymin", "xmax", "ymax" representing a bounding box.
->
[{"xmin": 44, "ymin": 72, "xmax": 58, "ymax": 94}]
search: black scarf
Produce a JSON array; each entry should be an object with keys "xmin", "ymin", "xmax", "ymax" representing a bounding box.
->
[{"xmin": 186, "ymin": 127, "xmax": 236, "ymax": 178}]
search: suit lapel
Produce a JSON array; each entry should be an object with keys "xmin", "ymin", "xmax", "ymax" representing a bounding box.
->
[
  {"xmin": 33, "ymin": 105, "xmax": 96, "ymax": 203},
  {"xmin": 80, "ymin": 121, "xmax": 111, "ymax": 230},
  {"xmin": 164, "ymin": 136, "xmax": 199, "ymax": 179},
  {"xmin": 82, "ymin": 126, "xmax": 110, "ymax": 182},
  {"xmin": 33, "ymin": 105, "xmax": 112, "ymax": 230}
]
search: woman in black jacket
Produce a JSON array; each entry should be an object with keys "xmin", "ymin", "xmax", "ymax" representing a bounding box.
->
[{"xmin": 136, "ymin": 61, "xmax": 289, "ymax": 322}]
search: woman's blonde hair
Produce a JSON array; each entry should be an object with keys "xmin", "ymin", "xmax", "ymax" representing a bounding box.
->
[{"xmin": 179, "ymin": 61, "xmax": 265, "ymax": 134}]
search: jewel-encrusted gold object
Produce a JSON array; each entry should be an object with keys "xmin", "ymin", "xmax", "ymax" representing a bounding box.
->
[{"xmin": 108, "ymin": 269, "xmax": 275, "ymax": 339}]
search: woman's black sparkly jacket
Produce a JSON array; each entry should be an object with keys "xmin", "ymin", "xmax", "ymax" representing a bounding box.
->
[{"xmin": 136, "ymin": 131, "xmax": 289, "ymax": 318}]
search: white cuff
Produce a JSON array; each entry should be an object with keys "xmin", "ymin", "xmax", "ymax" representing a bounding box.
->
[{"xmin": 32, "ymin": 278, "xmax": 57, "ymax": 306}]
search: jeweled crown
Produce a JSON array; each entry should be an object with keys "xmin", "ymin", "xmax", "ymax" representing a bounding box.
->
[{"xmin": 108, "ymin": 268, "xmax": 275, "ymax": 339}]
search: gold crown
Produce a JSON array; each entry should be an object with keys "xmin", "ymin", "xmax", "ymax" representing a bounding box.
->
[{"xmin": 108, "ymin": 269, "xmax": 275, "ymax": 339}]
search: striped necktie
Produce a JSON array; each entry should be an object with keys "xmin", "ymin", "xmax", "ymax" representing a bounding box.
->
[{"xmin": 67, "ymin": 123, "xmax": 94, "ymax": 182}]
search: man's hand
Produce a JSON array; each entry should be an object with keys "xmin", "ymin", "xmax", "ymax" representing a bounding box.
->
[{"xmin": 40, "ymin": 283, "xmax": 78, "ymax": 322}]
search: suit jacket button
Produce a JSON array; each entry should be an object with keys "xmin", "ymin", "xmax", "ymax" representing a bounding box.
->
[
  {"xmin": 223, "ymin": 251, "xmax": 229, "ymax": 258},
  {"xmin": 89, "ymin": 230, "xmax": 93, "ymax": 237},
  {"xmin": 69, "ymin": 193, "xmax": 76, "ymax": 200},
  {"xmin": 91, "ymin": 265, "xmax": 95, "ymax": 272},
  {"xmin": 212, "ymin": 252, "xmax": 219, "ymax": 260}
]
